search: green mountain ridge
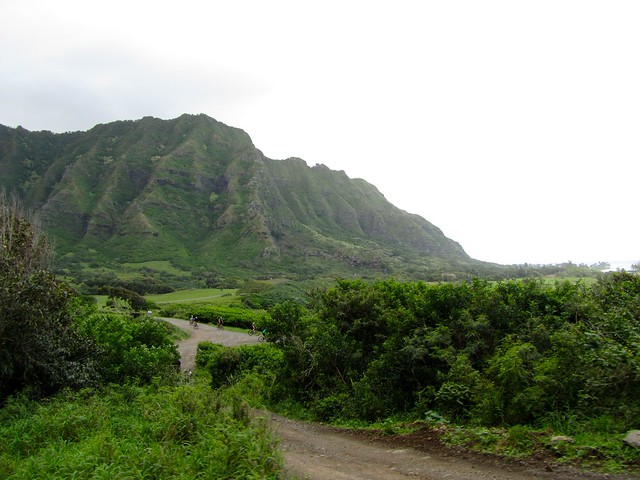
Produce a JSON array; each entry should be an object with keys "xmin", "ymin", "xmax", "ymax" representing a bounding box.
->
[{"xmin": 0, "ymin": 114, "xmax": 490, "ymax": 283}]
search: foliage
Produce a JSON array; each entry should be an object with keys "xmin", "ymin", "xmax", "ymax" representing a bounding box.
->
[
  {"xmin": 158, "ymin": 304, "xmax": 265, "ymax": 328},
  {"xmin": 73, "ymin": 312, "xmax": 180, "ymax": 385},
  {"xmin": 241, "ymin": 282, "xmax": 310, "ymax": 309},
  {"xmin": 0, "ymin": 192, "xmax": 98, "ymax": 401},
  {"xmin": 0, "ymin": 381, "xmax": 283, "ymax": 479},
  {"xmin": 99, "ymin": 285, "xmax": 151, "ymax": 311},
  {"xmin": 248, "ymin": 275, "xmax": 640, "ymax": 433},
  {"xmin": 196, "ymin": 343, "xmax": 284, "ymax": 390},
  {"xmin": 75, "ymin": 270, "xmax": 177, "ymax": 295},
  {"xmin": 1, "ymin": 114, "xmax": 523, "ymax": 284},
  {"xmin": 205, "ymin": 274, "xmax": 638, "ymax": 473}
]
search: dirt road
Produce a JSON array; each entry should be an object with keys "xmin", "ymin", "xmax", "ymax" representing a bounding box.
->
[
  {"xmin": 262, "ymin": 412, "xmax": 630, "ymax": 480},
  {"xmin": 162, "ymin": 317, "xmax": 631, "ymax": 480},
  {"xmin": 161, "ymin": 317, "xmax": 260, "ymax": 371}
]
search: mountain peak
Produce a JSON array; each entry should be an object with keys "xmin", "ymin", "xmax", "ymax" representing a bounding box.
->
[{"xmin": 0, "ymin": 115, "xmax": 480, "ymax": 283}]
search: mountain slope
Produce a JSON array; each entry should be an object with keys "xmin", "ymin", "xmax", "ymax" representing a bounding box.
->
[{"xmin": 0, "ymin": 114, "xmax": 480, "ymax": 282}]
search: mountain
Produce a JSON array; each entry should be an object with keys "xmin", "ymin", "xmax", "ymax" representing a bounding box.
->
[{"xmin": 0, "ymin": 114, "xmax": 489, "ymax": 286}]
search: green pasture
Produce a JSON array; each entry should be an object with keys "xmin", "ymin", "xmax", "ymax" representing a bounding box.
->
[
  {"xmin": 94, "ymin": 288, "xmax": 240, "ymax": 309},
  {"xmin": 146, "ymin": 288, "xmax": 239, "ymax": 304}
]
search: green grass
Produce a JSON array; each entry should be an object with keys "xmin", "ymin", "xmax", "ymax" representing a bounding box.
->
[
  {"xmin": 435, "ymin": 422, "xmax": 640, "ymax": 474},
  {"xmin": 94, "ymin": 288, "xmax": 241, "ymax": 309},
  {"xmin": 0, "ymin": 381, "xmax": 283, "ymax": 479},
  {"xmin": 540, "ymin": 276, "xmax": 599, "ymax": 285},
  {"xmin": 147, "ymin": 288, "xmax": 239, "ymax": 304}
]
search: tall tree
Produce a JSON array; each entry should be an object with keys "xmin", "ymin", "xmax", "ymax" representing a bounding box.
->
[{"xmin": 0, "ymin": 191, "xmax": 97, "ymax": 400}]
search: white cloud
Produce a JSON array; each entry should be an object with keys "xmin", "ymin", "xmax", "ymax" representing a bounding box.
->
[{"xmin": 1, "ymin": 0, "xmax": 639, "ymax": 266}]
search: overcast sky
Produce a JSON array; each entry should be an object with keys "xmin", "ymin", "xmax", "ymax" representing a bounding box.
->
[{"xmin": 1, "ymin": 1, "xmax": 638, "ymax": 267}]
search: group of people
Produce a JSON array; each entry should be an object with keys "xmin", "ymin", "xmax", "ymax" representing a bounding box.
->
[
  {"xmin": 187, "ymin": 315, "xmax": 266, "ymax": 337},
  {"xmin": 188, "ymin": 315, "xmax": 224, "ymax": 329}
]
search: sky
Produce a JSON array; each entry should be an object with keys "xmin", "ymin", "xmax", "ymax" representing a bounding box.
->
[{"xmin": 1, "ymin": 0, "xmax": 638, "ymax": 267}]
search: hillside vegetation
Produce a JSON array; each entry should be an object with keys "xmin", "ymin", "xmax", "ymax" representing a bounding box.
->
[{"xmin": 0, "ymin": 114, "xmax": 494, "ymax": 286}]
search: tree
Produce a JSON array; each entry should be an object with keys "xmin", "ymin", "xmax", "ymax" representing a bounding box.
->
[
  {"xmin": 99, "ymin": 285, "xmax": 149, "ymax": 311},
  {"xmin": 0, "ymin": 192, "xmax": 97, "ymax": 400}
]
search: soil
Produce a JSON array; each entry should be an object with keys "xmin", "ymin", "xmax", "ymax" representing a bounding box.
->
[{"xmin": 163, "ymin": 317, "xmax": 639, "ymax": 480}]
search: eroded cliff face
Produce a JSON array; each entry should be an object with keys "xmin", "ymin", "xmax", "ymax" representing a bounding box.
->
[{"xmin": 0, "ymin": 114, "xmax": 473, "ymax": 279}]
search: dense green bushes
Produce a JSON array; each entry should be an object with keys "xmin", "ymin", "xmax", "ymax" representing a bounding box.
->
[
  {"xmin": 158, "ymin": 304, "xmax": 265, "ymax": 328},
  {"xmin": 73, "ymin": 313, "xmax": 180, "ymax": 384},
  {"xmin": 232, "ymin": 275, "xmax": 640, "ymax": 430},
  {"xmin": 197, "ymin": 343, "xmax": 284, "ymax": 390},
  {"xmin": 241, "ymin": 282, "xmax": 310, "ymax": 309}
]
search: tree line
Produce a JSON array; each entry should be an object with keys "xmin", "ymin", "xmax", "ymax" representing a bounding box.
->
[{"xmin": 206, "ymin": 274, "xmax": 640, "ymax": 431}]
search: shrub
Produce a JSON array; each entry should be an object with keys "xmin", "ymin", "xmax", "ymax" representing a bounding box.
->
[
  {"xmin": 74, "ymin": 313, "xmax": 180, "ymax": 384},
  {"xmin": 197, "ymin": 343, "xmax": 283, "ymax": 390},
  {"xmin": 242, "ymin": 283, "xmax": 310, "ymax": 309}
]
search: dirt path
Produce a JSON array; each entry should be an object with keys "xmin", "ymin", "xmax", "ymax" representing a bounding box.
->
[
  {"xmin": 264, "ymin": 413, "xmax": 634, "ymax": 480},
  {"xmin": 162, "ymin": 317, "xmax": 632, "ymax": 480},
  {"xmin": 161, "ymin": 317, "xmax": 260, "ymax": 371},
  {"xmin": 262, "ymin": 412, "xmax": 538, "ymax": 480}
]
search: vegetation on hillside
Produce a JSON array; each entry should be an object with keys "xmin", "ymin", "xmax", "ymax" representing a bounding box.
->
[
  {"xmin": 1, "ymin": 114, "xmax": 490, "ymax": 283},
  {"xmin": 2, "ymin": 115, "xmax": 623, "ymax": 290}
]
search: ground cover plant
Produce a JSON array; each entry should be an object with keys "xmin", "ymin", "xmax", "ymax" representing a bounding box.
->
[
  {"xmin": 0, "ymin": 381, "xmax": 283, "ymax": 479},
  {"xmin": 158, "ymin": 304, "xmax": 265, "ymax": 329}
]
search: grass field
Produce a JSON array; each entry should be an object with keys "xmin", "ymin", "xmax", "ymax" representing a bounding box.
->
[
  {"xmin": 146, "ymin": 288, "xmax": 239, "ymax": 304},
  {"xmin": 93, "ymin": 288, "xmax": 241, "ymax": 309}
]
